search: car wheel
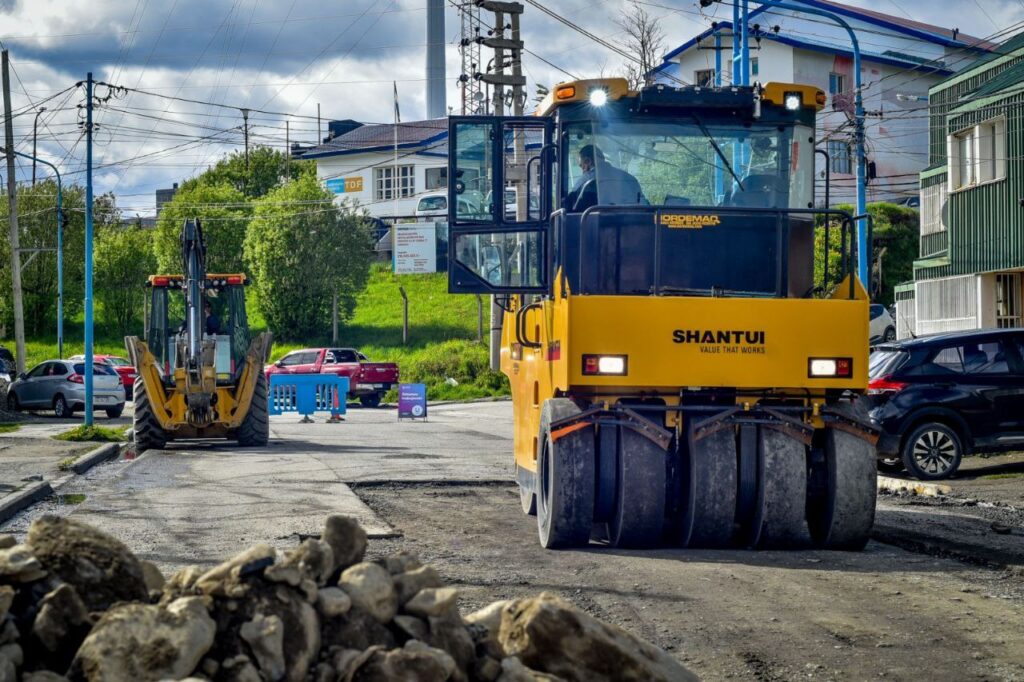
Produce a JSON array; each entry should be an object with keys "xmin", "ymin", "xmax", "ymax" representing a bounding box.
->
[
  {"xmin": 360, "ymin": 393, "xmax": 382, "ymax": 408},
  {"xmin": 901, "ymin": 422, "xmax": 963, "ymax": 480},
  {"xmin": 884, "ymin": 327, "xmax": 896, "ymax": 342},
  {"xmin": 53, "ymin": 394, "xmax": 72, "ymax": 418},
  {"xmin": 6, "ymin": 392, "xmax": 19, "ymax": 412},
  {"xmin": 877, "ymin": 457, "xmax": 904, "ymax": 474},
  {"xmin": 106, "ymin": 405, "xmax": 124, "ymax": 419}
]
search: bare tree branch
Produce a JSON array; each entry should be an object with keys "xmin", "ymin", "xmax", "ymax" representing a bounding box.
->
[{"xmin": 615, "ymin": 1, "xmax": 667, "ymax": 90}]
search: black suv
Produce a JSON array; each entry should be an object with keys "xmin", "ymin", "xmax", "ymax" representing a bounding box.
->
[{"xmin": 866, "ymin": 328, "xmax": 1024, "ymax": 480}]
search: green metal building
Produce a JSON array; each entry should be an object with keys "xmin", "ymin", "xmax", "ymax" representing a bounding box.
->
[{"xmin": 898, "ymin": 33, "xmax": 1024, "ymax": 337}]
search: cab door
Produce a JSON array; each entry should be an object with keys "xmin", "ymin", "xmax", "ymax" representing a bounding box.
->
[{"xmin": 447, "ymin": 116, "xmax": 554, "ymax": 295}]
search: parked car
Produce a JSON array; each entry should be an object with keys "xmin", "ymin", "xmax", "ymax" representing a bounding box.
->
[
  {"xmin": 6, "ymin": 360, "xmax": 126, "ymax": 418},
  {"xmin": 264, "ymin": 348, "xmax": 399, "ymax": 407},
  {"xmin": 415, "ymin": 192, "xmax": 476, "ymax": 221},
  {"xmin": 69, "ymin": 354, "xmax": 137, "ymax": 399},
  {"xmin": 865, "ymin": 328, "xmax": 1024, "ymax": 480},
  {"xmin": 869, "ymin": 303, "xmax": 896, "ymax": 344}
]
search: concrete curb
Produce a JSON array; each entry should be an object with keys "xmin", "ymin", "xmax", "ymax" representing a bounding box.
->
[
  {"xmin": 877, "ymin": 475, "xmax": 952, "ymax": 498},
  {"xmin": 0, "ymin": 481, "xmax": 54, "ymax": 525},
  {"xmin": 69, "ymin": 442, "xmax": 122, "ymax": 475}
]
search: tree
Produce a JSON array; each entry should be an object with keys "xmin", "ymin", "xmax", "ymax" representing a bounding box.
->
[
  {"xmin": 0, "ymin": 180, "xmax": 118, "ymax": 336},
  {"xmin": 186, "ymin": 147, "xmax": 315, "ymax": 199},
  {"xmin": 153, "ymin": 182, "xmax": 250, "ymax": 275},
  {"xmin": 244, "ymin": 174, "xmax": 372, "ymax": 340},
  {"xmin": 616, "ymin": 1, "xmax": 667, "ymax": 90},
  {"xmin": 95, "ymin": 224, "xmax": 156, "ymax": 336},
  {"xmin": 814, "ymin": 202, "xmax": 919, "ymax": 304}
]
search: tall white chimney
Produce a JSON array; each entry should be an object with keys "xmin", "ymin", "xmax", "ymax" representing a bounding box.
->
[{"xmin": 426, "ymin": 0, "xmax": 446, "ymax": 119}]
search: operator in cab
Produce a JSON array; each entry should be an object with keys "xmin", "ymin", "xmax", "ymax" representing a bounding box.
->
[
  {"xmin": 566, "ymin": 144, "xmax": 646, "ymax": 211},
  {"xmin": 204, "ymin": 300, "xmax": 221, "ymax": 336}
]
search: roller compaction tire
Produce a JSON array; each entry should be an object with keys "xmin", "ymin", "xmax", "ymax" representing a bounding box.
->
[
  {"xmin": 607, "ymin": 427, "xmax": 666, "ymax": 548},
  {"xmin": 537, "ymin": 399, "xmax": 595, "ymax": 549},
  {"xmin": 809, "ymin": 429, "xmax": 877, "ymax": 550},
  {"xmin": 679, "ymin": 426, "xmax": 737, "ymax": 548},
  {"xmin": 749, "ymin": 428, "xmax": 811, "ymax": 549}
]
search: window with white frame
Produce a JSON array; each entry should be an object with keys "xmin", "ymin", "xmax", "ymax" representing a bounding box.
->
[
  {"xmin": 425, "ymin": 167, "xmax": 447, "ymax": 190},
  {"xmin": 827, "ymin": 139, "xmax": 852, "ymax": 174},
  {"xmin": 828, "ymin": 72, "xmax": 846, "ymax": 95},
  {"xmin": 374, "ymin": 165, "xmax": 415, "ymax": 200},
  {"xmin": 949, "ymin": 117, "xmax": 1006, "ymax": 190},
  {"xmin": 694, "ymin": 69, "xmax": 716, "ymax": 87},
  {"xmin": 920, "ymin": 182, "xmax": 948, "ymax": 235}
]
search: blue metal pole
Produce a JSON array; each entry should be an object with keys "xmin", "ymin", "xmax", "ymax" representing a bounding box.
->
[
  {"xmin": 84, "ymin": 73, "xmax": 94, "ymax": 425},
  {"xmin": 714, "ymin": 31, "xmax": 724, "ymax": 202},
  {"xmin": 731, "ymin": 1, "xmax": 741, "ymax": 84},
  {"xmin": 6, "ymin": 149, "xmax": 63, "ymax": 357},
  {"xmin": 740, "ymin": 0, "xmax": 750, "ymax": 86},
  {"xmin": 748, "ymin": 0, "xmax": 868, "ymax": 285}
]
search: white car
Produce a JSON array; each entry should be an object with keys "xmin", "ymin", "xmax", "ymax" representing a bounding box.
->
[
  {"xmin": 869, "ymin": 303, "xmax": 896, "ymax": 344},
  {"xmin": 415, "ymin": 193, "xmax": 476, "ymax": 221}
]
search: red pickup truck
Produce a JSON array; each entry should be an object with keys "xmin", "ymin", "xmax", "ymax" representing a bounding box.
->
[{"xmin": 264, "ymin": 347, "xmax": 399, "ymax": 407}]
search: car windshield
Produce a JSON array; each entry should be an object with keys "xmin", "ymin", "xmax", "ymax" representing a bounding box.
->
[
  {"xmin": 72, "ymin": 363, "xmax": 117, "ymax": 376},
  {"xmin": 869, "ymin": 350, "xmax": 909, "ymax": 378},
  {"xmin": 563, "ymin": 118, "xmax": 813, "ymax": 209}
]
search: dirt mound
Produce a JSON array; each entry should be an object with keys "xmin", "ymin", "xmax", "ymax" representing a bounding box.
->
[{"xmin": 0, "ymin": 515, "xmax": 696, "ymax": 682}]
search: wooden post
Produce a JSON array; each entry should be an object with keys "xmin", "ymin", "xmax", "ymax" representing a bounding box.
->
[
  {"xmin": 332, "ymin": 292, "xmax": 338, "ymax": 343},
  {"xmin": 399, "ymin": 286, "xmax": 409, "ymax": 345}
]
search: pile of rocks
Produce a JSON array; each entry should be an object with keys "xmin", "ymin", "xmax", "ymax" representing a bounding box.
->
[{"xmin": 0, "ymin": 515, "xmax": 696, "ymax": 682}]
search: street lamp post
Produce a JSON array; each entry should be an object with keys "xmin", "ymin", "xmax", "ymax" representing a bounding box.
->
[{"xmin": 32, "ymin": 107, "xmax": 46, "ymax": 186}]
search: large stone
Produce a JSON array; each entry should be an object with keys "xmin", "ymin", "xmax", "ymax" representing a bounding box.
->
[
  {"xmin": 352, "ymin": 645, "xmax": 453, "ymax": 682},
  {"xmin": 139, "ymin": 560, "xmax": 165, "ymax": 593},
  {"xmin": 69, "ymin": 596, "xmax": 215, "ymax": 682},
  {"xmin": 23, "ymin": 672, "xmax": 69, "ymax": 682},
  {"xmin": 497, "ymin": 657, "xmax": 565, "ymax": 682},
  {"xmin": 32, "ymin": 584, "xmax": 92, "ymax": 672},
  {"xmin": 428, "ymin": 611, "xmax": 475, "ymax": 681},
  {"xmin": 497, "ymin": 593, "xmax": 697, "ymax": 682},
  {"xmin": 321, "ymin": 516, "xmax": 367, "ymax": 574},
  {"xmin": 265, "ymin": 540, "xmax": 334, "ymax": 588},
  {"xmin": 393, "ymin": 615, "xmax": 429, "ymax": 642},
  {"xmin": 378, "ymin": 552, "xmax": 422, "ymax": 576},
  {"xmin": 0, "ymin": 586, "xmax": 13, "ymax": 618},
  {"xmin": 240, "ymin": 613, "xmax": 286, "ymax": 682},
  {"xmin": 405, "ymin": 587, "xmax": 459, "ymax": 618},
  {"xmin": 26, "ymin": 516, "xmax": 146, "ymax": 611},
  {"xmin": 0, "ymin": 545, "xmax": 46, "ymax": 583},
  {"xmin": 0, "ymin": 537, "xmax": 14, "ymax": 551},
  {"xmin": 316, "ymin": 587, "xmax": 352, "ymax": 618},
  {"xmin": 338, "ymin": 563, "xmax": 397, "ymax": 624},
  {"xmin": 465, "ymin": 600, "xmax": 512, "ymax": 659},
  {"xmin": 393, "ymin": 565, "xmax": 444, "ymax": 604},
  {"xmin": 194, "ymin": 544, "xmax": 276, "ymax": 597},
  {"xmin": 321, "ymin": 606, "xmax": 396, "ymax": 652}
]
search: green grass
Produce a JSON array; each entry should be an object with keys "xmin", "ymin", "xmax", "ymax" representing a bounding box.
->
[
  {"xmin": 0, "ymin": 423, "xmax": 21, "ymax": 434},
  {"xmin": 7, "ymin": 263, "xmax": 509, "ymax": 402},
  {"xmin": 57, "ymin": 494, "xmax": 87, "ymax": 505},
  {"xmin": 980, "ymin": 472, "xmax": 1024, "ymax": 480},
  {"xmin": 57, "ymin": 456, "xmax": 80, "ymax": 471},
  {"xmin": 272, "ymin": 264, "xmax": 509, "ymax": 401},
  {"xmin": 53, "ymin": 425, "xmax": 127, "ymax": 443}
]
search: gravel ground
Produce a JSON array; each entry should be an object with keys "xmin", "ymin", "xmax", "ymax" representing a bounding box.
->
[{"xmin": 357, "ymin": 482, "xmax": 1024, "ymax": 682}]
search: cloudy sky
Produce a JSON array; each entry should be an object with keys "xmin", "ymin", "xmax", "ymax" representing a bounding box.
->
[{"xmin": 1, "ymin": 0, "xmax": 1021, "ymax": 215}]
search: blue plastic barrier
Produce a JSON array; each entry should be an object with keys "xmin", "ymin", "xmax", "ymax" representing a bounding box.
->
[{"xmin": 268, "ymin": 374, "xmax": 349, "ymax": 422}]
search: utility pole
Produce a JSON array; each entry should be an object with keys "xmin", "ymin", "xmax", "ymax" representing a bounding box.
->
[
  {"xmin": 241, "ymin": 108, "xmax": 250, "ymax": 171},
  {"xmin": 32, "ymin": 106, "xmax": 45, "ymax": 186},
  {"xmin": 285, "ymin": 119, "xmax": 290, "ymax": 159},
  {"xmin": 2, "ymin": 50, "xmax": 26, "ymax": 375},
  {"xmin": 84, "ymin": 72, "xmax": 95, "ymax": 425},
  {"xmin": 317, "ymin": 103, "xmax": 321, "ymax": 144}
]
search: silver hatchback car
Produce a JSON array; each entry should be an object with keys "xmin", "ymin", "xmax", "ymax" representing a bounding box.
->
[{"xmin": 6, "ymin": 360, "xmax": 126, "ymax": 418}]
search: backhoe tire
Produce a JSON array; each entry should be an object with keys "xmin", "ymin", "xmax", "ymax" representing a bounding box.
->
[
  {"xmin": 133, "ymin": 377, "xmax": 166, "ymax": 452},
  {"xmin": 237, "ymin": 372, "xmax": 270, "ymax": 447}
]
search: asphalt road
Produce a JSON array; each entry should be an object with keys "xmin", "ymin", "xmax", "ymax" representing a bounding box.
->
[{"xmin": 1, "ymin": 400, "xmax": 1021, "ymax": 681}]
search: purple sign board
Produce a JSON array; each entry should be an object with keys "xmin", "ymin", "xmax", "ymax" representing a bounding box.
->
[{"xmin": 398, "ymin": 383, "xmax": 427, "ymax": 420}]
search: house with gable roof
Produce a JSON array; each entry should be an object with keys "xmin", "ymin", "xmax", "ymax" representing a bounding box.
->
[{"xmin": 652, "ymin": 0, "xmax": 994, "ymax": 206}]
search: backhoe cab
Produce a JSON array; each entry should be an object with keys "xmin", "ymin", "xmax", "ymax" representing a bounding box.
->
[
  {"xmin": 447, "ymin": 78, "xmax": 878, "ymax": 550},
  {"xmin": 126, "ymin": 219, "xmax": 272, "ymax": 450}
]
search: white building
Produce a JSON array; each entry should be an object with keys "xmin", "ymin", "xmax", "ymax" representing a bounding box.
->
[
  {"xmin": 652, "ymin": 0, "xmax": 993, "ymax": 206},
  {"xmin": 304, "ymin": 119, "xmax": 448, "ymax": 219}
]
